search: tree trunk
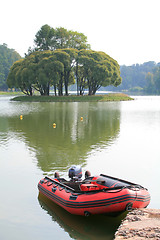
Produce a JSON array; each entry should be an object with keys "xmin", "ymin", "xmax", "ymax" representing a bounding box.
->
[
  {"xmin": 47, "ymin": 83, "xmax": 50, "ymax": 96},
  {"xmin": 76, "ymin": 61, "xmax": 79, "ymax": 96},
  {"xmin": 59, "ymin": 74, "xmax": 63, "ymax": 96},
  {"xmin": 29, "ymin": 86, "xmax": 32, "ymax": 96},
  {"xmin": 65, "ymin": 82, "xmax": 68, "ymax": 96},
  {"xmin": 92, "ymin": 87, "xmax": 97, "ymax": 95},
  {"xmin": 64, "ymin": 71, "xmax": 70, "ymax": 96},
  {"xmin": 88, "ymin": 85, "xmax": 92, "ymax": 95},
  {"xmin": 54, "ymin": 84, "xmax": 57, "ymax": 96},
  {"xmin": 80, "ymin": 88, "xmax": 83, "ymax": 96}
]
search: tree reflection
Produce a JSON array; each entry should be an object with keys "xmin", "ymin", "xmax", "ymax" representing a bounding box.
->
[{"xmin": 7, "ymin": 102, "xmax": 121, "ymax": 174}]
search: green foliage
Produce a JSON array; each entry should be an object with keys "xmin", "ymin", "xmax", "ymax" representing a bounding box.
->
[
  {"xmin": 145, "ymin": 72, "xmax": 155, "ymax": 94},
  {"xmin": 7, "ymin": 50, "xmax": 73, "ymax": 96},
  {"xmin": 7, "ymin": 25, "xmax": 121, "ymax": 96},
  {"xmin": 7, "ymin": 58, "xmax": 33, "ymax": 95},
  {"xmin": 34, "ymin": 24, "xmax": 55, "ymax": 51},
  {"xmin": 76, "ymin": 50, "xmax": 121, "ymax": 95},
  {"xmin": 68, "ymin": 30, "xmax": 91, "ymax": 50},
  {"xmin": 107, "ymin": 61, "xmax": 158, "ymax": 92},
  {"xmin": 105, "ymin": 61, "xmax": 160, "ymax": 95},
  {"xmin": 153, "ymin": 67, "xmax": 160, "ymax": 94},
  {"xmin": 0, "ymin": 43, "xmax": 21, "ymax": 90},
  {"xmin": 27, "ymin": 25, "xmax": 91, "ymax": 54},
  {"xmin": 7, "ymin": 49, "xmax": 121, "ymax": 96},
  {"xmin": 143, "ymin": 66, "xmax": 160, "ymax": 94}
]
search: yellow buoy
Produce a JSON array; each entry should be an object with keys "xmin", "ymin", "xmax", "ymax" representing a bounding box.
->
[
  {"xmin": 20, "ymin": 115, "xmax": 23, "ymax": 120},
  {"xmin": 53, "ymin": 123, "xmax": 56, "ymax": 128},
  {"xmin": 80, "ymin": 117, "xmax": 83, "ymax": 121}
]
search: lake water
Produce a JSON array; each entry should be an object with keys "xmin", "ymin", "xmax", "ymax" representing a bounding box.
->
[{"xmin": 0, "ymin": 95, "xmax": 160, "ymax": 240}]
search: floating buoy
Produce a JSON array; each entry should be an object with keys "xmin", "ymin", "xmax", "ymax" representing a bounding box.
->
[
  {"xmin": 20, "ymin": 115, "xmax": 23, "ymax": 120},
  {"xmin": 80, "ymin": 117, "xmax": 83, "ymax": 121},
  {"xmin": 53, "ymin": 123, "xmax": 56, "ymax": 128}
]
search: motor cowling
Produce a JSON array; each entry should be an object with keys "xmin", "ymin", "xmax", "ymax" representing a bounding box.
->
[{"xmin": 68, "ymin": 165, "xmax": 82, "ymax": 180}]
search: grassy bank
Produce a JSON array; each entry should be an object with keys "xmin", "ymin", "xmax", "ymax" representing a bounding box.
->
[
  {"xmin": 11, "ymin": 93, "xmax": 133, "ymax": 102},
  {"xmin": 0, "ymin": 91, "xmax": 23, "ymax": 95}
]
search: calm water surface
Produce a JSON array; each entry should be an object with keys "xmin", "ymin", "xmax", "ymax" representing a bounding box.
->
[{"xmin": 0, "ymin": 95, "xmax": 160, "ymax": 240}]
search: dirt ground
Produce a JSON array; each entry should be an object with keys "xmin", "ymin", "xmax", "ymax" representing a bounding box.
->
[{"xmin": 114, "ymin": 209, "xmax": 160, "ymax": 239}]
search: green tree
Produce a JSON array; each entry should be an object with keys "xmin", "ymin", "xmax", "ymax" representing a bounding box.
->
[
  {"xmin": 112, "ymin": 61, "xmax": 157, "ymax": 92},
  {"xmin": 8, "ymin": 49, "xmax": 121, "ymax": 96},
  {"xmin": 45, "ymin": 56, "xmax": 64, "ymax": 96},
  {"xmin": 59, "ymin": 49, "xmax": 78, "ymax": 95},
  {"xmin": 0, "ymin": 43, "xmax": 21, "ymax": 90},
  {"xmin": 68, "ymin": 30, "xmax": 90, "ymax": 50},
  {"xmin": 34, "ymin": 24, "xmax": 56, "ymax": 51},
  {"xmin": 76, "ymin": 50, "xmax": 121, "ymax": 95},
  {"xmin": 54, "ymin": 27, "xmax": 70, "ymax": 49},
  {"xmin": 53, "ymin": 50, "xmax": 71, "ymax": 96},
  {"xmin": 8, "ymin": 50, "xmax": 68, "ymax": 96},
  {"xmin": 36, "ymin": 54, "xmax": 64, "ymax": 95},
  {"xmin": 153, "ymin": 67, "xmax": 160, "ymax": 94},
  {"xmin": 7, "ymin": 58, "xmax": 35, "ymax": 96},
  {"xmin": 28, "ymin": 25, "xmax": 90, "ymax": 54},
  {"xmin": 145, "ymin": 72, "xmax": 155, "ymax": 94},
  {"xmin": 8, "ymin": 24, "xmax": 121, "ymax": 97}
]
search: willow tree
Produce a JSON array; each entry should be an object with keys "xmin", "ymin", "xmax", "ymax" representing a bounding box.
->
[
  {"xmin": 45, "ymin": 56, "xmax": 64, "ymax": 96},
  {"xmin": 27, "ymin": 50, "xmax": 75, "ymax": 96},
  {"xmin": 35, "ymin": 54, "xmax": 64, "ymax": 96},
  {"xmin": 7, "ymin": 50, "xmax": 75, "ymax": 96},
  {"xmin": 7, "ymin": 59, "xmax": 35, "ymax": 96},
  {"xmin": 76, "ymin": 50, "xmax": 122, "ymax": 95},
  {"xmin": 8, "ymin": 48, "xmax": 121, "ymax": 96},
  {"xmin": 59, "ymin": 48, "xmax": 78, "ymax": 95}
]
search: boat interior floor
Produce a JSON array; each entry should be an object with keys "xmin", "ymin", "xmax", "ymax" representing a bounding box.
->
[{"xmin": 57, "ymin": 178, "xmax": 82, "ymax": 191}]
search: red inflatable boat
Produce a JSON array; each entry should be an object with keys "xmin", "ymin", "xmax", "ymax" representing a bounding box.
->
[{"xmin": 38, "ymin": 166, "xmax": 150, "ymax": 216}]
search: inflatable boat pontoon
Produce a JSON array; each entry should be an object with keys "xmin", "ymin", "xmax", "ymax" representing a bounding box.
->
[{"xmin": 38, "ymin": 166, "xmax": 150, "ymax": 216}]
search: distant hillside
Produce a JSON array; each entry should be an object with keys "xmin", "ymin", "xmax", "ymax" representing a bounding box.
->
[
  {"xmin": 0, "ymin": 43, "xmax": 21, "ymax": 90},
  {"xmin": 102, "ymin": 61, "xmax": 160, "ymax": 93}
]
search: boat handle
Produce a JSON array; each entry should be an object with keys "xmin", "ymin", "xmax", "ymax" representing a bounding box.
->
[
  {"xmin": 58, "ymin": 186, "xmax": 65, "ymax": 191},
  {"xmin": 47, "ymin": 181, "xmax": 53, "ymax": 186}
]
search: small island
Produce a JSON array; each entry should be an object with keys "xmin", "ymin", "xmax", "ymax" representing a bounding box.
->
[{"xmin": 11, "ymin": 93, "xmax": 133, "ymax": 102}]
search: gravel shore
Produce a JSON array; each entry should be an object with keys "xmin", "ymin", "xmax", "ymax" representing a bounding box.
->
[{"xmin": 114, "ymin": 209, "xmax": 160, "ymax": 239}]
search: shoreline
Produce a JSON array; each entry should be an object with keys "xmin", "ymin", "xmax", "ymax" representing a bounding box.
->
[
  {"xmin": 114, "ymin": 208, "xmax": 160, "ymax": 239},
  {"xmin": 10, "ymin": 93, "xmax": 134, "ymax": 102}
]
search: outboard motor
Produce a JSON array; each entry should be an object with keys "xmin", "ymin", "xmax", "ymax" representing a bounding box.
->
[{"xmin": 68, "ymin": 165, "xmax": 82, "ymax": 181}]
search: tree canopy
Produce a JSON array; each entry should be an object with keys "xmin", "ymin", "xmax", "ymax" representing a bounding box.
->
[
  {"xmin": 0, "ymin": 43, "xmax": 21, "ymax": 90},
  {"xmin": 76, "ymin": 50, "xmax": 121, "ymax": 95},
  {"xmin": 145, "ymin": 66, "xmax": 160, "ymax": 94},
  {"xmin": 7, "ymin": 24, "xmax": 121, "ymax": 96},
  {"xmin": 2, "ymin": 25, "xmax": 160, "ymax": 95},
  {"xmin": 7, "ymin": 49, "xmax": 122, "ymax": 96},
  {"xmin": 27, "ymin": 24, "xmax": 91, "ymax": 54}
]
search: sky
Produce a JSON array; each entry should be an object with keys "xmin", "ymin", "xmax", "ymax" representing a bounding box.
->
[{"xmin": 1, "ymin": 0, "xmax": 160, "ymax": 66}]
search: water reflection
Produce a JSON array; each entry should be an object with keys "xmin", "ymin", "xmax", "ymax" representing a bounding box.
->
[
  {"xmin": 38, "ymin": 193, "xmax": 126, "ymax": 240},
  {"xmin": 5, "ymin": 101, "xmax": 120, "ymax": 175}
]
